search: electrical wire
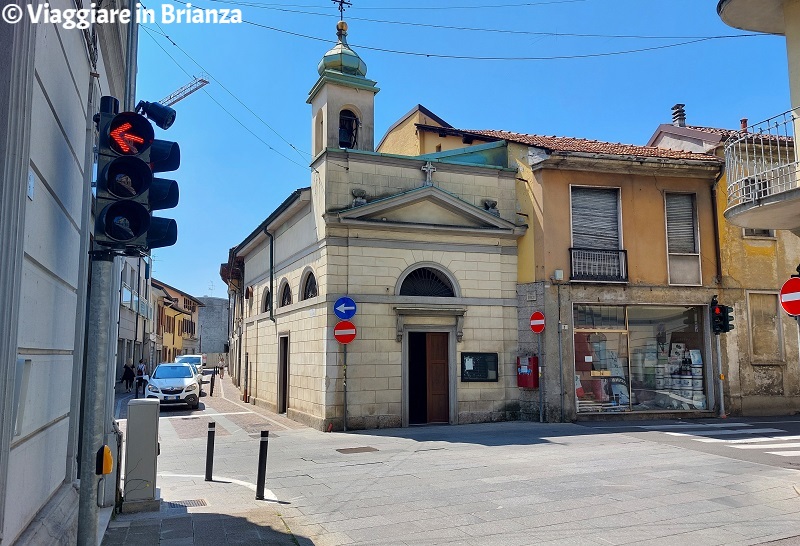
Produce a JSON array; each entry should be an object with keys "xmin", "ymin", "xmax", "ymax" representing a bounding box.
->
[
  {"xmin": 222, "ymin": 0, "xmax": 585, "ymax": 9},
  {"xmin": 210, "ymin": 0, "xmax": 762, "ymax": 41},
  {"xmin": 141, "ymin": 2, "xmax": 311, "ymax": 162},
  {"xmin": 141, "ymin": 26, "xmax": 312, "ymax": 172}
]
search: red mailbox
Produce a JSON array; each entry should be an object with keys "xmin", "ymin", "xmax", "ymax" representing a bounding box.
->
[{"xmin": 517, "ymin": 356, "xmax": 539, "ymax": 389}]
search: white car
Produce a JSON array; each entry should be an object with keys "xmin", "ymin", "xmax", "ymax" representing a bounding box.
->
[
  {"xmin": 175, "ymin": 354, "xmax": 206, "ymax": 375},
  {"xmin": 146, "ymin": 363, "xmax": 201, "ymax": 409}
]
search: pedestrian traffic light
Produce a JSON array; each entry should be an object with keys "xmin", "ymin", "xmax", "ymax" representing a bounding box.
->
[
  {"xmin": 711, "ymin": 304, "xmax": 725, "ymax": 335},
  {"xmin": 94, "ymin": 96, "xmax": 179, "ymax": 251}
]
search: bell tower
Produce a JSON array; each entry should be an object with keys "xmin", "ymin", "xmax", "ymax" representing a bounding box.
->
[{"xmin": 307, "ymin": 20, "xmax": 379, "ymax": 156}]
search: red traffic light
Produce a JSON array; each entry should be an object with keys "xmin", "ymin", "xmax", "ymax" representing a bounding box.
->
[
  {"xmin": 108, "ymin": 113, "xmax": 154, "ymax": 155},
  {"xmin": 713, "ymin": 306, "xmax": 722, "ymax": 315}
]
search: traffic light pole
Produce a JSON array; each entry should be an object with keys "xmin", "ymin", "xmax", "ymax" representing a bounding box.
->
[
  {"xmin": 714, "ymin": 333, "xmax": 726, "ymax": 418},
  {"xmin": 77, "ymin": 251, "xmax": 116, "ymax": 546}
]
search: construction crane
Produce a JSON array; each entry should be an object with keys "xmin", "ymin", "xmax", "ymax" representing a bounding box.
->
[{"xmin": 159, "ymin": 74, "xmax": 210, "ymax": 107}]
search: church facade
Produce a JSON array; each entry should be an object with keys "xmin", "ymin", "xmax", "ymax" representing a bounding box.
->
[{"xmin": 222, "ymin": 22, "xmax": 525, "ymax": 430}]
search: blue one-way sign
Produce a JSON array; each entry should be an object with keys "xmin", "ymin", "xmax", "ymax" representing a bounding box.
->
[{"xmin": 333, "ymin": 296, "xmax": 357, "ymax": 320}]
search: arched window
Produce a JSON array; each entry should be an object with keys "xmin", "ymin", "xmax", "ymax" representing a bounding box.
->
[
  {"xmin": 399, "ymin": 267, "xmax": 455, "ymax": 297},
  {"xmin": 339, "ymin": 109, "xmax": 359, "ymax": 149},
  {"xmin": 302, "ymin": 272, "xmax": 318, "ymax": 300},
  {"xmin": 262, "ymin": 289, "xmax": 271, "ymax": 313},
  {"xmin": 280, "ymin": 283, "xmax": 292, "ymax": 307}
]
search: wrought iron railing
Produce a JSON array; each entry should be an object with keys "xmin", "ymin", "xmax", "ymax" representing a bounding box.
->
[
  {"xmin": 569, "ymin": 248, "xmax": 628, "ymax": 282},
  {"xmin": 725, "ymin": 109, "xmax": 798, "ymax": 211}
]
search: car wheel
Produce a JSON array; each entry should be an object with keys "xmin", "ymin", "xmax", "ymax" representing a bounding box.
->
[{"xmin": 190, "ymin": 400, "xmax": 200, "ymax": 410}]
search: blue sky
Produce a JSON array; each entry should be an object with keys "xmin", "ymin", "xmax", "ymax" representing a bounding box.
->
[{"xmin": 135, "ymin": 0, "xmax": 790, "ymax": 299}]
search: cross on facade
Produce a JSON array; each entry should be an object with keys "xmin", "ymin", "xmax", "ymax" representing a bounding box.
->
[
  {"xmin": 421, "ymin": 161, "xmax": 436, "ymax": 186},
  {"xmin": 332, "ymin": 0, "xmax": 352, "ymax": 20}
]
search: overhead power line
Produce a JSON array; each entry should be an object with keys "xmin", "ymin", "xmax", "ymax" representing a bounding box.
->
[
  {"xmin": 226, "ymin": 0, "xmax": 585, "ymax": 9},
  {"xmin": 141, "ymin": 26, "xmax": 311, "ymax": 172},
  {"xmin": 210, "ymin": 0, "xmax": 761, "ymax": 41}
]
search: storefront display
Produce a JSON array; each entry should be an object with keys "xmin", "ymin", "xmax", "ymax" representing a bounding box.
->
[{"xmin": 573, "ymin": 304, "xmax": 709, "ymax": 413}]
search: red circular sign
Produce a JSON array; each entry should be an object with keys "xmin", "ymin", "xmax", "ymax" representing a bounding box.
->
[
  {"xmin": 780, "ymin": 277, "xmax": 800, "ymax": 316},
  {"xmin": 530, "ymin": 311, "xmax": 545, "ymax": 333},
  {"xmin": 334, "ymin": 320, "xmax": 357, "ymax": 344}
]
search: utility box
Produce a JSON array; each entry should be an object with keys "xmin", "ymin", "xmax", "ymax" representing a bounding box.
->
[
  {"xmin": 517, "ymin": 356, "xmax": 539, "ymax": 389},
  {"xmin": 124, "ymin": 398, "xmax": 161, "ymax": 512}
]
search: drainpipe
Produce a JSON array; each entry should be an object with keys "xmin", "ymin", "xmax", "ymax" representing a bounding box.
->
[
  {"xmin": 556, "ymin": 281, "xmax": 564, "ymax": 422},
  {"xmin": 710, "ymin": 165, "xmax": 725, "ymax": 285},
  {"xmin": 263, "ymin": 228, "xmax": 276, "ymax": 322}
]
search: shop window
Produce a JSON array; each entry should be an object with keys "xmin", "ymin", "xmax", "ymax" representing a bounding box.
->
[
  {"xmin": 302, "ymin": 272, "xmax": 318, "ymax": 300},
  {"xmin": 573, "ymin": 304, "xmax": 708, "ymax": 413},
  {"xmin": 665, "ymin": 193, "xmax": 701, "ymax": 285},
  {"xmin": 399, "ymin": 267, "xmax": 455, "ymax": 297},
  {"xmin": 748, "ymin": 292, "xmax": 783, "ymax": 363},
  {"xmin": 570, "ymin": 186, "xmax": 626, "ymax": 282},
  {"xmin": 339, "ymin": 109, "xmax": 359, "ymax": 149},
  {"xmin": 280, "ymin": 283, "xmax": 292, "ymax": 307}
]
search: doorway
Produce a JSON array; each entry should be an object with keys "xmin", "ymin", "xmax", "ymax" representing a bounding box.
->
[
  {"xmin": 278, "ymin": 335, "xmax": 289, "ymax": 414},
  {"xmin": 408, "ymin": 332, "xmax": 449, "ymax": 424}
]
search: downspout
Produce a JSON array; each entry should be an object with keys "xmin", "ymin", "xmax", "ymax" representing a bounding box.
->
[
  {"xmin": 710, "ymin": 164, "xmax": 725, "ymax": 285},
  {"xmin": 264, "ymin": 228, "xmax": 276, "ymax": 322}
]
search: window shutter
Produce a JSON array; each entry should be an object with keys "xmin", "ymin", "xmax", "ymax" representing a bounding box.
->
[
  {"xmin": 571, "ymin": 187, "xmax": 620, "ymax": 249},
  {"xmin": 666, "ymin": 194, "xmax": 697, "ymax": 253}
]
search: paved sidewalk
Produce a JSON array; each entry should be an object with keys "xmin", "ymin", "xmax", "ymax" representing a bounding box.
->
[{"xmin": 104, "ymin": 376, "xmax": 800, "ymax": 545}]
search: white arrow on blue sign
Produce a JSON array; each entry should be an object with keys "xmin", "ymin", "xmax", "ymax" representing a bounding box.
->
[{"xmin": 333, "ymin": 296, "xmax": 357, "ymax": 320}]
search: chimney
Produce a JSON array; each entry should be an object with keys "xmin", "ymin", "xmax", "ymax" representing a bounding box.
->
[
  {"xmin": 671, "ymin": 104, "xmax": 686, "ymax": 127},
  {"xmin": 740, "ymin": 118, "xmax": 749, "ymax": 132}
]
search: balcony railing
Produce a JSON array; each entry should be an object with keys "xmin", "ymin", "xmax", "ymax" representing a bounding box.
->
[
  {"xmin": 569, "ymin": 248, "xmax": 628, "ymax": 282},
  {"xmin": 725, "ymin": 108, "xmax": 798, "ymax": 211}
]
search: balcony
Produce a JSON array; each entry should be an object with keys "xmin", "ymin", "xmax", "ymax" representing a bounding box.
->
[
  {"xmin": 569, "ymin": 248, "xmax": 628, "ymax": 283},
  {"xmin": 724, "ymin": 109, "xmax": 800, "ymax": 230},
  {"xmin": 717, "ymin": 0, "xmax": 787, "ymax": 35}
]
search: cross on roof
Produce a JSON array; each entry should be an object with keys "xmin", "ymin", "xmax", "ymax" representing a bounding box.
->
[
  {"xmin": 332, "ymin": 0, "xmax": 352, "ymax": 20},
  {"xmin": 421, "ymin": 161, "xmax": 436, "ymax": 186}
]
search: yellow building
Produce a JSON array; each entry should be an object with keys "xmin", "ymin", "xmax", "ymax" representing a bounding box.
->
[
  {"xmin": 650, "ymin": 105, "xmax": 800, "ymax": 415},
  {"xmin": 152, "ymin": 278, "xmax": 202, "ymax": 364},
  {"xmin": 380, "ymin": 106, "xmax": 726, "ymax": 420}
]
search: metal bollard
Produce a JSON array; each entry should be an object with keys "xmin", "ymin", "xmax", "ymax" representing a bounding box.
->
[
  {"xmin": 255, "ymin": 430, "xmax": 269, "ymax": 500},
  {"xmin": 210, "ymin": 372, "xmax": 215, "ymax": 397},
  {"xmin": 205, "ymin": 422, "xmax": 215, "ymax": 481}
]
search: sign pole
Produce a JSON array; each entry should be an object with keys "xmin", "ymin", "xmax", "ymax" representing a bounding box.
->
[
  {"xmin": 343, "ymin": 343, "xmax": 348, "ymax": 432},
  {"xmin": 715, "ymin": 334, "xmax": 726, "ymax": 418},
  {"xmin": 538, "ymin": 332, "xmax": 545, "ymax": 423}
]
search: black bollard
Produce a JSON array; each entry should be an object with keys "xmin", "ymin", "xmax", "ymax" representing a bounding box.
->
[
  {"xmin": 255, "ymin": 430, "xmax": 269, "ymax": 500},
  {"xmin": 210, "ymin": 372, "xmax": 215, "ymax": 397},
  {"xmin": 205, "ymin": 422, "xmax": 215, "ymax": 481}
]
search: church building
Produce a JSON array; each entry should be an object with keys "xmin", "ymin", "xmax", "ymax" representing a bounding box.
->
[{"xmin": 222, "ymin": 21, "xmax": 525, "ymax": 430}]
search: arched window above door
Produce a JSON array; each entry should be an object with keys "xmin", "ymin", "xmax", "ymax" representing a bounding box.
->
[{"xmin": 399, "ymin": 267, "xmax": 456, "ymax": 297}]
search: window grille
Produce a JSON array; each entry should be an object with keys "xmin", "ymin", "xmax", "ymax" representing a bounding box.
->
[{"xmin": 399, "ymin": 267, "xmax": 455, "ymax": 297}]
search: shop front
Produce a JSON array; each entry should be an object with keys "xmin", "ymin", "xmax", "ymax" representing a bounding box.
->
[{"xmin": 573, "ymin": 304, "xmax": 711, "ymax": 413}]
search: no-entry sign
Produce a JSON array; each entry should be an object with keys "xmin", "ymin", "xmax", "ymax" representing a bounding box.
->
[
  {"xmin": 334, "ymin": 320, "xmax": 357, "ymax": 344},
  {"xmin": 530, "ymin": 311, "xmax": 545, "ymax": 334},
  {"xmin": 780, "ymin": 277, "xmax": 800, "ymax": 316}
]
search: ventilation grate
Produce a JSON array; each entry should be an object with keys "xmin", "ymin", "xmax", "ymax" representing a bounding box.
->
[
  {"xmin": 336, "ymin": 447, "xmax": 379, "ymax": 454},
  {"xmin": 165, "ymin": 499, "xmax": 208, "ymax": 508}
]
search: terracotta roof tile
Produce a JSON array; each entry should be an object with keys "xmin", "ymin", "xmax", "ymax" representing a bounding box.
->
[{"xmin": 462, "ymin": 129, "xmax": 722, "ymax": 162}]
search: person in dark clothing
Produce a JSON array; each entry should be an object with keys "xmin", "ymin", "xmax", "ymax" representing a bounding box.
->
[
  {"xmin": 121, "ymin": 361, "xmax": 135, "ymax": 392},
  {"xmin": 135, "ymin": 359, "xmax": 147, "ymax": 398}
]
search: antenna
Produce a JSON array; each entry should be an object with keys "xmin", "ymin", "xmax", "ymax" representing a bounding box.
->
[
  {"xmin": 208, "ymin": 280, "xmax": 215, "ymax": 297},
  {"xmin": 331, "ymin": 0, "xmax": 352, "ymax": 20}
]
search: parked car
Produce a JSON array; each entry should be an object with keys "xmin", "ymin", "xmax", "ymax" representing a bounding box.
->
[
  {"xmin": 175, "ymin": 354, "xmax": 206, "ymax": 375},
  {"xmin": 146, "ymin": 362, "xmax": 201, "ymax": 409}
]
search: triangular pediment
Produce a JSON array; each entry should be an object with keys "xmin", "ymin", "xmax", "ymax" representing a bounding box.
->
[{"xmin": 328, "ymin": 186, "xmax": 523, "ymax": 237}]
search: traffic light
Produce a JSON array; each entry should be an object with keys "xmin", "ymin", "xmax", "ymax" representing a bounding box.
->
[
  {"xmin": 723, "ymin": 305, "xmax": 735, "ymax": 333},
  {"xmin": 711, "ymin": 303, "xmax": 734, "ymax": 334},
  {"xmin": 94, "ymin": 96, "xmax": 179, "ymax": 251},
  {"xmin": 711, "ymin": 304, "xmax": 725, "ymax": 335}
]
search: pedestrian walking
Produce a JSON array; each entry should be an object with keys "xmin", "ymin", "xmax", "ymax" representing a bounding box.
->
[
  {"xmin": 121, "ymin": 360, "xmax": 135, "ymax": 392},
  {"xmin": 218, "ymin": 356, "xmax": 225, "ymax": 379},
  {"xmin": 135, "ymin": 359, "xmax": 147, "ymax": 398}
]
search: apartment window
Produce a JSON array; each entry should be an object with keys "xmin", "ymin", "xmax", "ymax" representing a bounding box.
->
[
  {"xmin": 743, "ymin": 228, "xmax": 775, "ymax": 238},
  {"xmin": 570, "ymin": 186, "xmax": 626, "ymax": 282},
  {"xmin": 748, "ymin": 292, "xmax": 783, "ymax": 364},
  {"xmin": 665, "ymin": 193, "xmax": 701, "ymax": 286}
]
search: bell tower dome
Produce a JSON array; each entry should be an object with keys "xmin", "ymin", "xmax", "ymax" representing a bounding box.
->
[{"xmin": 308, "ymin": 21, "xmax": 379, "ymax": 156}]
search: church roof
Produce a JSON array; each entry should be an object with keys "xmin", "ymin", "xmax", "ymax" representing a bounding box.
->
[{"xmin": 318, "ymin": 21, "xmax": 367, "ymax": 78}]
